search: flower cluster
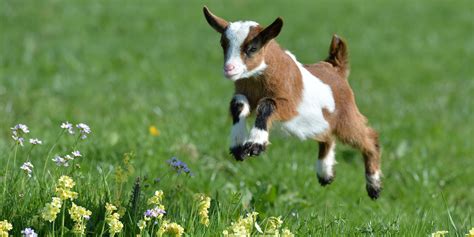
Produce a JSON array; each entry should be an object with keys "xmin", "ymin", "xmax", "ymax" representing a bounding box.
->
[
  {"xmin": 20, "ymin": 161, "xmax": 34, "ymax": 177},
  {"xmin": 41, "ymin": 197, "xmax": 62, "ymax": 222},
  {"xmin": 222, "ymin": 212, "xmax": 294, "ymax": 237},
  {"xmin": 167, "ymin": 157, "xmax": 192, "ymax": 175},
  {"xmin": 29, "ymin": 138, "xmax": 42, "ymax": 145},
  {"xmin": 265, "ymin": 216, "xmax": 283, "ymax": 234},
  {"xmin": 69, "ymin": 202, "xmax": 92, "ymax": 235},
  {"xmin": 223, "ymin": 212, "xmax": 258, "ymax": 236},
  {"xmin": 61, "ymin": 122, "xmax": 74, "ymax": 134},
  {"xmin": 52, "ymin": 150, "xmax": 82, "ymax": 167},
  {"xmin": 264, "ymin": 216, "xmax": 293, "ymax": 236},
  {"xmin": 156, "ymin": 220, "xmax": 184, "ymax": 237},
  {"xmin": 281, "ymin": 228, "xmax": 295, "ymax": 237},
  {"xmin": 105, "ymin": 203, "xmax": 123, "ymax": 236},
  {"xmin": 0, "ymin": 220, "xmax": 13, "ymax": 237},
  {"xmin": 431, "ymin": 230, "xmax": 448, "ymax": 237},
  {"xmin": 55, "ymin": 175, "xmax": 78, "ymax": 200},
  {"xmin": 76, "ymin": 123, "xmax": 91, "ymax": 139},
  {"xmin": 21, "ymin": 227, "xmax": 38, "ymax": 237},
  {"xmin": 144, "ymin": 206, "xmax": 166, "ymax": 219},
  {"xmin": 467, "ymin": 227, "xmax": 474, "ymax": 237},
  {"xmin": 11, "ymin": 124, "xmax": 30, "ymax": 146},
  {"xmin": 194, "ymin": 193, "xmax": 211, "ymax": 227},
  {"xmin": 60, "ymin": 122, "xmax": 91, "ymax": 139}
]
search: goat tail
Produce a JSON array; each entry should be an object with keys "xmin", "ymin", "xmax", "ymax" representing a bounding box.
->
[{"xmin": 326, "ymin": 34, "xmax": 350, "ymax": 78}]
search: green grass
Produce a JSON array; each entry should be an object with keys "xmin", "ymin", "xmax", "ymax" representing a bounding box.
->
[{"xmin": 1, "ymin": 0, "xmax": 473, "ymax": 236}]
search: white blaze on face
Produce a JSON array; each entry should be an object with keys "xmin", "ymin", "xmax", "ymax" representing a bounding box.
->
[{"xmin": 223, "ymin": 21, "xmax": 259, "ymax": 81}]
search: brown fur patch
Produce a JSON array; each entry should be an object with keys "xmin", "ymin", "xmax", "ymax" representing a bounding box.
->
[{"xmin": 234, "ymin": 40, "xmax": 303, "ymax": 126}]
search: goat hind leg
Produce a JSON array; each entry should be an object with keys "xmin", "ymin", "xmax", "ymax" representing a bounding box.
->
[{"xmin": 317, "ymin": 139, "xmax": 337, "ymax": 186}]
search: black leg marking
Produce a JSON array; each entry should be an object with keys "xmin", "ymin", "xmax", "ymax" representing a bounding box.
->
[
  {"xmin": 254, "ymin": 98, "xmax": 275, "ymax": 130},
  {"xmin": 229, "ymin": 96, "xmax": 248, "ymax": 161},
  {"xmin": 242, "ymin": 98, "xmax": 275, "ymax": 157},
  {"xmin": 366, "ymin": 185, "xmax": 382, "ymax": 200},
  {"xmin": 230, "ymin": 98, "xmax": 244, "ymax": 125},
  {"xmin": 317, "ymin": 175, "xmax": 335, "ymax": 186}
]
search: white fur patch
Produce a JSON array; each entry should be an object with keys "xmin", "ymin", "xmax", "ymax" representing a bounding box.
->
[
  {"xmin": 316, "ymin": 142, "xmax": 337, "ymax": 178},
  {"xmin": 366, "ymin": 170, "xmax": 382, "ymax": 188},
  {"xmin": 282, "ymin": 51, "xmax": 335, "ymax": 140},
  {"xmin": 239, "ymin": 61, "xmax": 267, "ymax": 79},
  {"xmin": 246, "ymin": 128, "xmax": 269, "ymax": 145},
  {"xmin": 224, "ymin": 21, "xmax": 261, "ymax": 81},
  {"xmin": 230, "ymin": 94, "xmax": 250, "ymax": 147}
]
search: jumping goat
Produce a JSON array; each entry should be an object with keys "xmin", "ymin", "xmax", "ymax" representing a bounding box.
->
[{"xmin": 203, "ymin": 7, "xmax": 382, "ymax": 199}]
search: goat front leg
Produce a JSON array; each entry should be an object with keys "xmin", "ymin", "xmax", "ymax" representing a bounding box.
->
[
  {"xmin": 229, "ymin": 94, "xmax": 251, "ymax": 161},
  {"xmin": 242, "ymin": 98, "xmax": 276, "ymax": 157}
]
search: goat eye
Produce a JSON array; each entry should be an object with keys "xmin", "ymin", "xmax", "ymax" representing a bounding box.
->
[{"xmin": 246, "ymin": 46, "xmax": 258, "ymax": 55}]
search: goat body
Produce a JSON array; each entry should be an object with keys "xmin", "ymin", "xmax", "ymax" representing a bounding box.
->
[{"xmin": 204, "ymin": 7, "xmax": 382, "ymax": 199}]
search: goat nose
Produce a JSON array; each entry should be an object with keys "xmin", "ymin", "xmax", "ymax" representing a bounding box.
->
[{"xmin": 224, "ymin": 64, "xmax": 235, "ymax": 72}]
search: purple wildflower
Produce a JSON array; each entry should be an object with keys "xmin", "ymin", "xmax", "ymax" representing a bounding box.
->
[
  {"xmin": 72, "ymin": 150, "xmax": 82, "ymax": 157},
  {"xmin": 144, "ymin": 207, "xmax": 166, "ymax": 218},
  {"xmin": 167, "ymin": 157, "xmax": 192, "ymax": 175},
  {"xmin": 52, "ymin": 155, "xmax": 69, "ymax": 167},
  {"xmin": 21, "ymin": 227, "xmax": 38, "ymax": 237}
]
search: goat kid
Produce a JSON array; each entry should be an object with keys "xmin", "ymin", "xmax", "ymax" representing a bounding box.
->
[{"xmin": 203, "ymin": 7, "xmax": 382, "ymax": 199}]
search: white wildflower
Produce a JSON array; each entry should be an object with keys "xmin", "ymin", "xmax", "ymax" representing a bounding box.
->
[
  {"xmin": 20, "ymin": 162, "xmax": 34, "ymax": 177},
  {"xmin": 61, "ymin": 122, "xmax": 75, "ymax": 134},
  {"xmin": 76, "ymin": 123, "xmax": 91, "ymax": 139},
  {"xmin": 13, "ymin": 136, "xmax": 25, "ymax": 146},
  {"xmin": 29, "ymin": 138, "xmax": 42, "ymax": 145},
  {"xmin": 12, "ymin": 124, "xmax": 30, "ymax": 134},
  {"xmin": 52, "ymin": 156, "xmax": 69, "ymax": 167},
  {"xmin": 72, "ymin": 150, "xmax": 81, "ymax": 157}
]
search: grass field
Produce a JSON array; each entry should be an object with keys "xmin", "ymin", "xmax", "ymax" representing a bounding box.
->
[{"xmin": 1, "ymin": 0, "xmax": 473, "ymax": 236}]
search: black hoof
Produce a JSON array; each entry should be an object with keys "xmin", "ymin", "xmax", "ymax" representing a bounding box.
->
[
  {"xmin": 229, "ymin": 146, "xmax": 247, "ymax": 161},
  {"xmin": 366, "ymin": 185, "xmax": 382, "ymax": 200},
  {"xmin": 243, "ymin": 142, "xmax": 266, "ymax": 157},
  {"xmin": 317, "ymin": 175, "xmax": 334, "ymax": 186}
]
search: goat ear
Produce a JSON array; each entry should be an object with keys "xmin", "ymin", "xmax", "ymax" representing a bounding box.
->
[
  {"xmin": 203, "ymin": 6, "xmax": 229, "ymax": 34},
  {"xmin": 254, "ymin": 17, "xmax": 283, "ymax": 47}
]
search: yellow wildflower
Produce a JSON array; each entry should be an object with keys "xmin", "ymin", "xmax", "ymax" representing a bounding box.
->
[
  {"xmin": 157, "ymin": 220, "xmax": 184, "ymax": 237},
  {"xmin": 105, "ymin": 203, "xmax": 118, "ymax": 214},
  {"xmin": 194, "ymin": 193, "xmax": 211, "ymax": 227},
  {"xmin": 467, "ymin": 227, "xmax": 474, "ymax": 237},
  {"xmin": 148, "ymin": 190, "xmax": 164, "ymax": 205},
  {"xmin": 57, "ymin": 175, "xmax": 75, "ymax": 189},
  {"xmin": 149, "ymin": 126, "xmax": 160, "ymax": 137},
  {"xmin": 265, "ymin": 216, "xmax": 283, "ymax": 234},
  {"xmin": 105, "ymin": 203, "xmax": 123, "ymax": 236},
  {"xmin": 0, "ymin": 220, "xmax": 13, "ymax": 237},
  {"xmin": 41, "ymin": 197, "xmax": 62, "ymax": 222},
  {"xmin": 138, "ymin": 220, "xmax": 147, "ymax": 231},
  {"xmin": 55, "ymin": 187, "xmax": 78, "ymax": 201},
  {"xmin": 223, "ymin": 212, "xmax": 258, "ymax": 236},
  {"xmin": 282, "ymin": 228, "xmax": 295, "ymax": 237},
  {"xmin": 431, "ymin": 230, "xmax": 449, "ymax": 237},
  {"xmin": 55, "ymin": 175, "xmax": 78, "ymax": 200},
  {"xmin": 69, "ymin": 202, "xmax": 92, "ymax": 235}
]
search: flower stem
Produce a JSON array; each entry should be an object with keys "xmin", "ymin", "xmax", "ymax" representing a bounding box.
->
[
  {"xmin": 2, "ymin": 144, "xmax": 16, "ymax": 195},
  {"xmin": 43, "ymin": 130, "xmax": 65, "ymax": 175},
  {"xmin": 61, "ymin": 200, "xmax": 67, "ymax": 237}
]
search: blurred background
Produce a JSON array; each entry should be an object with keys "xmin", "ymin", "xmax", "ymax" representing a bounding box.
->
[{"xmin": 1, "ymin": 0, "xmax": 473, "ymax": 235}]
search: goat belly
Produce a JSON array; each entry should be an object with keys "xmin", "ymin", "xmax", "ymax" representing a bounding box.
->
[{"xmin": 281, "ymin": 52, "xmax": 335, "ymax": 140}]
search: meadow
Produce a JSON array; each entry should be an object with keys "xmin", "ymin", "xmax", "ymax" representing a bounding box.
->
[{"xmin": 1, "ymin": 0, "xmax": 473, "ymax": 236}]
